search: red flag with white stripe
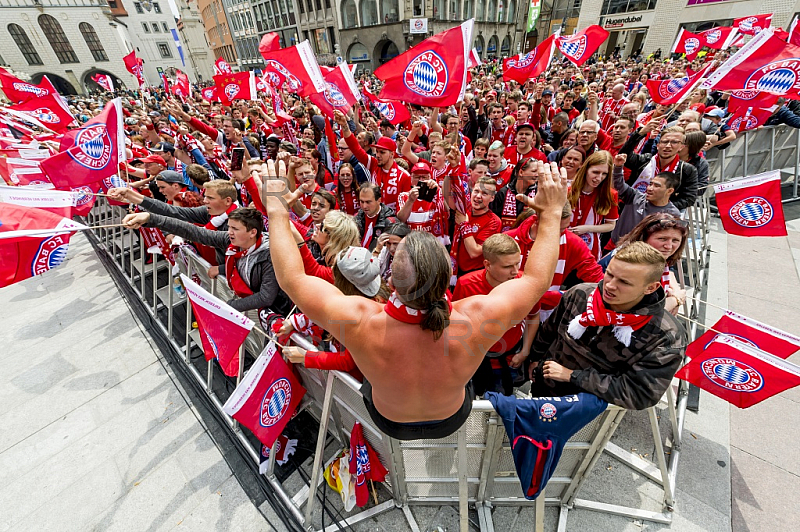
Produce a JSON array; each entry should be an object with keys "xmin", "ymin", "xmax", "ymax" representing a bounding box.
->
[
  {"xmin": 733, "ymin": 14, "xmax": 773, "ymax": 36},
  {"xmin": 713, "ymin": 170, "xmax": 786, "ymax": 237},
  {"xmin": 646, "ymin": 62, "xmax": 714, "ymax": 105},
  {"xmin": 91, "ymin": 73, "xmax": 114, "ymax": 92},
  {"xmin": 309, "ymin": 64, "xmax": 361, "ymax": 118},
  {"xmin": 261, "ymin": 41, "xmax": 326, "ymax": 98},
  {"xmin": 9, "ymin": 94, "xmax": 76, "ymax": 132},
  {"xmin": 671, "ymin": 28, "xmax": 703, "ymax": 60},
  {"xmin": 362, "ymin": 87, "xmax": 411, "ymax": 125},
  {"xmin": 556, "ymin": 25, "xmax": 609, "ymax": 66},
  {"xmin": 727, "ymin": 107, "xmax": 773, "ymax": 132},
  {"xmin": 698, "ymin": 26, "xmax": 739, "ymax": 50},
  {"xmin": 0, "ymin": 67, "xmax": 58, "ymax": 104},
  {"xmin": 687, "ymin": 310, "xmax": 800, "ymax": 360},
  {"xmin": 214, "ymin": 72, "xmax": 257, "ymax": 105}
]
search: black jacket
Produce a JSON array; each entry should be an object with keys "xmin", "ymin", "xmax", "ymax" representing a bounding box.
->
[{"xmin": 354, "ymin": 204, "xmax": 397, "ymax": 251}]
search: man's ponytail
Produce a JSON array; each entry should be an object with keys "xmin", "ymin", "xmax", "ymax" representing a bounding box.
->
[{"xmin": 421, "ymin": 299, "xmax": 450, "ymax": 340}]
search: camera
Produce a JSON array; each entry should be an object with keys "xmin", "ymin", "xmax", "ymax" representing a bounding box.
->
[{"xmin": 417, "ymin": 181, "xmax": 436, "ymax": 203}]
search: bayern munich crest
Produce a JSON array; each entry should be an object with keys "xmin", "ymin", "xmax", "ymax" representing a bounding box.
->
[
  {"xmin": 266, "ymin": 71, "xmax": 281, "ymax": 87},
  {"xmin": 730, "ymin": 89, "xmax": 760, "ymax": 100},
  {"xmin": 323, "ymin": 82, "xmax": 347, "ymax": 108},
  {"xmin": 746, "ymin": 60, "xmax": 800, "ymax": 95},
  {"xmin": 659, "ymin": 77, "xmax": 689, "ymax": 99},
  {"xmin": 539, "ymin": 402, "xmax": 557, "ymax": 421},
  {"xmin": 684, "ymin": 38, "xmax": 700, "ymax": 55},
  {"xmin": 72, "ymin": 186, "xmax": 93, "ymax": 208},
  {"xmin": 68, "ymin": 124, "xmax": 113, "ymax": 170},
  {"xmin": 403, "ymin": 51, "xmax": 449, "ymax": 98},
  {"xmin": 560, "ymin": 35, "xmax": 587, "ymax": 60},
  {"xmin": 738, "ymin": 17, "xmax": 758, "ymax": 33},
  {"xmin": 729, "ymin": 114, "xmax": 758, "ymax": 132},
  {"xmin": 12, "ymin": 82, "xmax": 47, "ymax": 97},
  {"xmin": 224, "ymin": 83, "xmax": 240, "ymax": 101},
  {"xmin": 729, "ymin": 196, "xmax": 774, "ymax": 228},
  {"xmin": 32, "ymin": 234, "xmax": 69, "ymax": 276},
  {"xmin": 33, "ymin": 107, "xmax": 59, "ymax": 124},
  {"xmin": 701, "ymin": 357, "xmax": 764, "ymax": 392},
  {"xmin": 260, "ymin": 378, "xmax": 292, "ymax": 427},
  {"xmin": 266, "ymin": 60, "xmax": 302, "ymax": 91},
  {"xmin": 705, "ymin": 29, "xmax": 722, "ymax": 45},
  {"xmin": 508, "ymin": 50, "xmax": 537, "ymax": 69},
  {"xmin": 375, "ymin": 101, "xmax": 395, "ymax": 120}
]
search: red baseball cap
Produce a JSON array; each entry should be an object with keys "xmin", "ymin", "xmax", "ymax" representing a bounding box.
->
[
  {"xmin": 141, "ymin": 154, "xmax": 167, "ymax": 166},
  {"xmin": 370, "ymin": 136, "xmax": 397, "ymax": 153},
  {"xmin": 411, "ymin": 160, "xmax": 432, "ymax": 175}
]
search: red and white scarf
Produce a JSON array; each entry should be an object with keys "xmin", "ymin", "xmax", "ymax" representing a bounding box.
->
[
  {"xmin": 384, "ymin": 292, "xmax": 452, "ymax": 324},
  {"xmin": 631, "ymin": 155, "xmax": 680, "ymax": 194},
  {"xmin": 661, "ymin": 266, "xmax": 670, "ymax": 290},
  {"xmin": 567, "ymin": 287, "xmax": 653, "ymax": 347},
  {"xmin": 225, "ymin": 236, "xmax": 261, "ymax": 298},
  {"xmin": 204, "ymin": 201, "xmax": 239, "ymax": 230}
]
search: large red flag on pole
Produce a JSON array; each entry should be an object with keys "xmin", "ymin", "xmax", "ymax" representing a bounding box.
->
[
  {"xmin": 698, "ymin": 26, "xmax": 739, "ymax": 50},
  {"xmin": 0, "ymin": 185, "xmax": 76, "ymax": 218},
  {"xmin": 258, "ymin": 32, "xmax": 281, "ymax": 57},
  {"xmin": 733, "ymin": 14, "xmax": 773, "ymax": 36},
  {"xmin": 0, "ymin": 68, "xmax": 58, "ymax": 103},
  {"xmin": 646, "ymin": 62, "xmax": 715, "ymax": 105},
  {"xmin": 503, "ymin": 35, "xmax": 557, "ymax": 84},
  {"xmin": 362, "ymin": 87, "xmax": 411, "ymax": 125},
  {"xmin": 123, "ymin": 50, "xmax": 145, "ymax": 87},
  {"xmin": 309, "ymin": 64, "xmax": 361, "ymax": 118},
  {"xmin": 9, "ymin": 94, "xmax": 76, "ymax": 133},
  {"xmin": 713, "ymin": 170, "xmax": 787, "ymax": 237},
  {"xmin": 214, "ymin": 71, "xmax": 257, "ymax": 105},
  {"xmin": 671, "ymin": 28, "xmax": 703, "ymax": 60},
  {"xmin": 556, "ymin": 25, "xmax": 609, "ymax": 66},
  {"xmin": 374, "ymin": 19, "xmax": 474, "ymax": 107},
  {"xmin": 181, "ymin": 274, "xmax": 254, "ymax": 377},
  {"xmin": 261, "ymin": 41, "xmax": 327, "ymax": 98}
]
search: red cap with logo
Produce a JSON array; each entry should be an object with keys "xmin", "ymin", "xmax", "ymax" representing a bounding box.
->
[{"xmin": 411, "ymin": 160, "xmax": 432, "ymax": 175}]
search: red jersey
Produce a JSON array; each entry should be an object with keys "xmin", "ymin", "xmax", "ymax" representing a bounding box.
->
[
  {"xmin": 503, "ymin": 146, "xmax": 547, "ymax": 167},
  {"xmin": 455, "ymin": 210, "xmax": 501, "ymax": 273},
  {"xmin": 361, "ymin": 213, "xmax": 378, "ymax": 247},
  {"xmin": 599, "ymin": 97, "xmax": 630, "ymax": 131},
  {"xmin": 345, "ymin": 133, "xmax": 411, "ymax": 211},
  {"xmin": 570, "ymin": 188, "xmax": 619, "ymax": 259},
  {"xmin": 337, "ymin": 187, "xmax": 359, "ymax": 215},
  {"xmin": 397, "ymin": 189, "xmax": 449, "ymax": 244},
  {"xmin": 490, "ymin": 165, "xmax": 514, "ymax": 188}
]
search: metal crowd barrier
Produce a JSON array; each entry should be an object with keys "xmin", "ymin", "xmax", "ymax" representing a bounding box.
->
[
  {"xmin": 706, "ymin": 124, "xmax": 800, "ymax": 203},
  {"xmin": 83, "ymin": 193, "xmax": 713, "ymax": 532}
]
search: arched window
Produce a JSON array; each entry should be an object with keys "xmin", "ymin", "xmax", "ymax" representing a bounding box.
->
[
  {"xmin": 501, "ymin": 35, "xmax": 510, "ymax": 54},
  {"xmin": 474, "ymin": 35, "xmax": 484, "ymax": 57},
  {"xmin": 38, "ymin": 14, "xmax": 78, "ymax": 63},
  {"xmin": 79, "ymin": 22, "xmax": 108, "ymax": 62},
  {"xmin": 341, "ymin": 0, "xmax": 358, "ymax": 28},
  {"xmin": 506, "ymin": 0, "xmax": 515, "ymax": 23},
  {"xmin": 8, "ymin": 24, "xmax": 43, "ymax": 65},
  {"xmin": 381, "ymin": 0, "xmax": 398, "ymax": 22},
  {"xmin": 359, "ymin": 0, "xmax": 378, "ymax": 26}
]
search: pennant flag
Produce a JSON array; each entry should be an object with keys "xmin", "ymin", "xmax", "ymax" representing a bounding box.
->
[
  {"xmin": 261, "ymin": 41, "xmax": 326, "ymax": 97},
  {"xmin": 362, "ymin": 87, "xmax": 411, "ymax": 125},
  {"xmin": 349, "ymin": 422, "xmax": 388, "ymax": 507},
  {"xmin": 702, "ymin": 29, "xmax": 800, "ymax": 97},
  {"xmin": 172, "ymin": 70, "xmax": 190, "ymax": 98},
  {"xmin": 0, "ymin": 185, "xmax": 75, "ymax": 218},
  {"xmin": 556, "ymin": 25, "xmax": 609, "ymax": 66},
  {"xmin": 214, "ymin": 71, "xmax": 257, "ymax": 105},
  {"xmin": 726, "ymin": 89, "xmax": 779, "ymax": 114},
  {"xmin": 467, "ymin": 48, "xmax": 481, "ymax": 68},
  {"xmin": 713, "ymin": 170, "xmax": 787, "ymax": 237},
  {"xmin": 687, "ymin": 310, "xmax": 800, "ymax": 361},
  {"xmin": 201, "ymin": 86, "xmax": 219, "ymax": 102},
  {"xmin": 309, "ymin": 64, "xmax": 361, "ymax": 118},
  {"xmin": 671, "ymin": 28, "xmax": 703, "ymax": 61},
  {"xmin": 170, "ymin": 29, "xmax": 185, "ymax": 67},
  {"xmin": 222, "ymin": 341, "xmax": 306, "ymax": 447},
  {"xmin": 39, "ymin": 99, "xmax": 126, "ymax": 190},
  {"xmin": 258, "ymin": 435, "xmax": 298, "ymax": 474},
  {"xmin": 181, "ymin": 274, "xmax": 254, "ymax": 376},
  {"xmin": 733, "ymin": 14, "xmax": 773, "ymax": 36},
  {"xmin": 0, "ymin": 68, "xmax": 57, "ymax": 104},
  {"xmin": 727, "ymin": 107, "xmax": 773, "ymax": 132},
  {"xmin": 123, "ymin": 50, "xmax": 145, "ymax": 87},
  {"xmin": 699, "ymin": 26, "xmax": 739, "ymax": 50},
  {"xmin": 258, "ymin": 32, "xmax": 281, "ymax": 57},
  {"xmin": 91, "ymin": 73, "xmax": 114, "ymax": 92},
  {"xmin": 527, "ymin": 0, "xmax": 541, "ymax": 32},
  {"xmin": 375, "ymin": 19, "xmax": 474, "ymax": 107},
  {"xmin": 503, "ymin": 35, "xmax": 557, "ymax": 84},
  {"xmin": 214, "ymin": 57, "xmax": 233, "ymax": 75},
  {"xmin": 140, "ymin": 226, "xmax": 175, "ymax": 265},
  {"xmin": 646, "ymin": 63, "xmax": 715, "ymax": 105},
  {"xmin": 9, "ymin": 94, "xmax": 75, "ymax": 133},
  {"xmin": 676, "ymin": 335, "xmax": 800, "ymax": 408}
]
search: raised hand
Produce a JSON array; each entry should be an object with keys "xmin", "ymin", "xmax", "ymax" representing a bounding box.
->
[
  {"xmin": 517, "ymin": 161, "xmax": 567, "ymax": 216},
  {"xmin": 613, "ymin": 153, "xmax": 627, "ymax": 167}
]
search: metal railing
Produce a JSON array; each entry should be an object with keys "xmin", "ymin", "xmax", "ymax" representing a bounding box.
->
[{"xmin": 83, "ymin": 194, "xmax": 713, "ymax": 532}]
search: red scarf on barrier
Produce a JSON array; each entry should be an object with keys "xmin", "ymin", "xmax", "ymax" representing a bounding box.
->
[{"xmin": 225, "ymin": 237, "xmax": 261, "ymax": 297}]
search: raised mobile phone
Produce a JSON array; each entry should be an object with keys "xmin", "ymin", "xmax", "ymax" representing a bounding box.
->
[{"xmin": 230, "ymin": 147, "xmax": 246, "ymax": 171}]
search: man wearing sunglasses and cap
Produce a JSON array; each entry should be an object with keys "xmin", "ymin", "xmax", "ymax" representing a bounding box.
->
[{"xmin": 396, "ymin": 160, "xmax": 449, "ymax": 245}]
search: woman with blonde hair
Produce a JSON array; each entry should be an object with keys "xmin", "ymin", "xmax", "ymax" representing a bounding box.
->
[
  {"xmin": 289, "ymin": 210, "xmax": 360, "ymax": 283},
  {"xmin": 567, "ymin": 150, "xmax": 618, "ymax": 258}
]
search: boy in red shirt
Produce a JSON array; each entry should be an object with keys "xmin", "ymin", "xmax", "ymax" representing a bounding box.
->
[{"xmin": 452, "ymin": 177, "xmax": 502, "ymax": 276}]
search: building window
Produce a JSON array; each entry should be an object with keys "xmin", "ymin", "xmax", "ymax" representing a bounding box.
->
[
  {"xmin": 360, "ymin": 0, "xmax": 378, "ymax": 25},
  {"xmin": 601, "ymin": 0, "xmax": 656, "ymax": 16},
  {"xmin": 8, "ymin": 24, "xmax": 43, "ymax": 65},
  {"xmin": 341, "ymin": 0, "xmax": 357, "ymax": 28},
  {"xmin": 134, "ymin": 1, "xmax": 143, "ymax": 12},
  {"xmin": 463, "ymin": 0, "xmax": 472, "ymax": 19},
  {"xmin": 107, "ymin": 0, "xmax": 118, "ymax": 7},
  {"xmin": 162, "ymin": 22, "xmax": 169, "ymax": 32},
  {"xmin": 507, "ymin": 0, "xmax": 515, "ymax": 22},
  {"xmin": 306, "ymin": 0, "xmax": 313, "ymax": 13},
  {"xmin": 157, "ymin": 42, "xmax": 172, "ymax": 58},
  {"xmin": 298, "ymin": 0, "xmax": 304, "ymax": 14},
  {"xmin": 142, "ymin": 22, "xmax": 151, "ymax": 32},
  {"xmin": 315, "ymin": 0, "xmax": 321, "ymax": 11},
  {"xmin": 152, "ymin": 22, "xmax": 160, "ymax": 32},
  {"xmin": 382, "ymin": 0, "xmax": 398, "ymax": 21},
  {"xmin": 154, "ymin": 2, "xmax": 162, "ymax": 12},
  {"xmin": 413, "ymin": 0, "xmax": 423, "ymax": 16},
  {"xmin": 38, "ymin": 14, "xmax": 79, "ymax": 64},
  {"xmin": 79, "ymin": 22, "xmax": 108, "ymax": 62}
]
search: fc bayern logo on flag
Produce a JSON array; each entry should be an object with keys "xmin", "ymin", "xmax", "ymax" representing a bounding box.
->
[
  {"xmin": 508, "ymin": 50, "xmax": 537, "ymax": 69},
  {"xmin": 260, "ymin": 378, "xmax": 292, "ymax": 427},
  {"xmin": 403, "ymin": 51, "xmax": 449, "ymax": 98},
  {"xmin": 729, "ymin": 196, "xmax": 773, "ymax": 227},
  {"xmin": 13, "ymin": 82, "xmax": 47, "ymax": 97},
  {"xmin": 739, "ymin": 16, "xmax": 758, "ymax": 32},
  {"xmin": 323, "ymin": 82, "xmax": 347, "ymax": 107},
  {"xmin": 659, "ymin": 77, "xmax": 689, "ymax": 99},
  {"xmin": 72, "ymin": 186, "xmax": 94, "ymax": 207},
  {"xmin": 68, "ymin": 124, "xmax": 113, "ymax": 170},
  {"xmin": 224, "ymin": 83, "xmax": 240, "ymax": 101},
  {"xmin": 32, "ymin": 234, "xmax": 70, "ymax": 275},
  {"xmin": 560, "ymin": 35, "xmax": 587, "ymax": 60},
  {"xmin": 730, "ymin": 89, "xmax": 760, "ymax": 100},
  {"xmin": 539, "ymin": 402, "xmax": 557, "ymax": 421},
  {"xmin": 266, "ymin": 60, "xmax": 303, "ymax": 91},
  {"xmin": 34, "ymin": 108, "xmax": 59, "ymax": 124},
  {"xmin": 746, "ymin": 60, "xmax": 800, "ymax": 95},
  {"xmin": 701, "ymin": 357, "xmax": 764, "ymax": 392},
  {"xmin": 684, "ymin": 38, "xmax": 700, "ymax": 55},
  {"xmin": 730, "ymin": 115, "xmax": 759, "ymax": 131},
  {"xmin": 705, "ymin": 29, "xmax": 722, "ymax": 44},
  {"xmin": 376, "ymin": 102, "xmax": 396, "ymax": 121}
]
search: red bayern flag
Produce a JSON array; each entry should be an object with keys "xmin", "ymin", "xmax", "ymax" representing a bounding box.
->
[
  {"xmin": 671, "ymin": 28, "xmax": 703, "ymax": 60},
  {"xmin": 222, "ymin": 341, "xmax": 306, "ymax": 447},
  {"xmin": 261, "ymin": 41, "xmax": 327, "ymax": 97},
  {"xmin": 789, "ymin": 15, "xmax": 800, "ymax": 46},
  {"xmin": 258, "ymin": 32, "xmax": 281, "ymax": 58},
  {"xmin": 349, "ymin": 422, "xmax": 388, "ymax": 507},
  {"xmin": 214, "ymin": 71, "xmax": 257, "ymax": 105},
  {"xmin": 713, "ymin": 170, "xmax": 787, "ymax": 237},
  {"xmin": 91, "ymin": 73, "xmax": 114, "ymax": 92},
  {"xmin": 309, "ymin": 64, "xmax": 361, "ymax": 118},
  {"xmin": 699, "ymin": 26, "xmax": 739, "ymax": 50},
  {"xmin": 468, "ymin": 48, "xmax": 481, "ymax": 68},
  {"xmin": 733, "ymin": 14, "xmax": 773, "ymax": 36},
  {"xmin": 140, "ymin": 226, "xmax": 175, "ymax": 266},
  {"xmin": 181, "ymin": 274, "xmax": 254, "ymax": 376},
  {"xmin": 676, "ymin": 335, "xmax": 800, "ymax": 408},
  {"xmin": 123, "ymin": 50, "xmax": 145, "ymax": 87},
  {"xmin": 646, "ymin": 62, "xmax": 714, "ymax": 105},
  {"xmin": 726, "ymin": 89, "xmax": 779, "ymax": 113},
  {"xmin": 9, "ymin": 94, "xmax": 76, "ymax": 133},
  {"xmin": 503, "ymin": 35, "xmax": 556, "ymax": 84},
  {"xmin": 0, "ymin": 68, "xmax": 58, "ymax": 104},
  {"xmin": 702, "ymin": 29, "xmax": 800, "ymax": 98},
  {"xmin": 687, "ymin": 310, "xmax": 800, "ymax": 360},
  {"xmin": 0, "ymin": 185, "xmax": 76, "ymax": 218},
  {"xmin": 362, "ymin": 87, "xmax": 410, "ymax": 125},
  {"xmin": 727, "ymin": 107, "xmax": 774, "ymax": 132},
  {"xmin": 172, "ymin": 70, "xmax": 190, "ymax": 98},
  {"xmin": 201, "ymin": 86, "xmax": 219, "ymax": 102},
  {"xmin": 375, "ymin": 20, "xmax": 474, "ymax": 107},
  {"xmin": 214, "ymin": 57, "xmax": 233, "ymax": 75},
  {"xmin": 40, "ymin": 99, "xmax": 126, "ymax": 189},
  {"xmin": 556, "ymin": 25, "xmax": 609, "ymax": 66}
]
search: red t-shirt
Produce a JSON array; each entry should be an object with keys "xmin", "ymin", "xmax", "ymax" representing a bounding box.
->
[
  {"xmin": 338, "ymin": 187, "xmax": 359, "ymax": 215},
  {"xmin": 570, "ymin": 188, "xmax": 619, "ymax": 259},
  {"xmin": 362, "ymin": 213, "xmax": 378, "ymax": 247},
  {"xmin": 397, "ymin": 189, "xmax": 449, "ymax": 242},
  {"xmin": 503, "ymin": 146, "xmax": 547, "ymax": 167},
  {"xmin": 344, "ymin": 133, "xmax": 411, "ymax": 211},
  {"xmin": 457, "ymin": 210, "xmax": 501, "ymax": 273}
]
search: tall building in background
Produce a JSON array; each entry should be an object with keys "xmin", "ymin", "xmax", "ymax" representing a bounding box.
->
[
  {"xmin": 175, "ymin": 0, "xmax": 215, "ymax": 81},
  {"xmin": 250, "ymin": 0, "xmax": 303, "ymax": 61},
  {"xmin": 197, "ymin": 0, "xmax": 238, "ymax": 66},
  {"xmin": 224, "ymin": 0, "xmax": 262, "ymax": 69}
]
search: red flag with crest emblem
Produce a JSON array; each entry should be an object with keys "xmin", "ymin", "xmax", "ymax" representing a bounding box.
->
[
  {"xmin": 671, "ymin": 28, "xmax": 703, "ymax": 60},
  {"xmin": 556, "ymin": 25, "xmax": 609, "ymax": 66},
  {"xmin": 698, "ymin": 26, "xmax": 739, "ymax": 50},
  {"xmin": 713, "ymin": 170, "xmax": 786, "ymax": 237},
  {"xmin": 362, "ymin": 87, "xmax": 410, "ymax": 125},
  {"xmin": 646, "ymin": 63, "xmax": 715, "ymax": 105},
  {"xmin": 726, "ymin": 107, "xmax": 774, "ymax": 132},
  {"xmin": 261, "ymin": 41, "xmax": 326, "ymax": 98},
  {"xmin": 214, "ymin": 71, "xmax": 256, "ymax": 105},
  {"xmin": 503, "ymin": 35, "xmax": 556, "ymax": 84},
  {"xmin": 309, "ymin": 64, "xmax": 361, "ymax": 118},
  {"xmin": 7, "ymin": 94, "xmax": 75, "ymax": 133},
  {"xmin": 123, "ymin": 50, "xmax": 145, "ymax": 87},
  {"xmin": 733, "ymin": 14, "xmax": 773, "ymax": 36},
  {"xmin": 686, "ymin": 310, "xmax": 800, "ymax": 361}
]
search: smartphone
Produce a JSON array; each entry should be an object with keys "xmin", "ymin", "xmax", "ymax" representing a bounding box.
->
[
  {"xmin": 231, "ymin": 147, "xmax": 246, "ymax": 171},
  {"xmin": 417, "ymin": 181, "xmax": 436, "ymax": 203}
]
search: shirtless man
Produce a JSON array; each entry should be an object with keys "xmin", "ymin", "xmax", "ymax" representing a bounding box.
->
[{"xmin": 263, "ymin": 160, "xmax": 567, "ymax": 440}]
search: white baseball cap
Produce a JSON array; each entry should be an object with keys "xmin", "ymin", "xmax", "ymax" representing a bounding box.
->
[{"xmin": 336, "ymin": 246, "xmax": 381, "ymax": 297}]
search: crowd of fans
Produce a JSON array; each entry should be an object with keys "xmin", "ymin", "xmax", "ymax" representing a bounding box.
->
[{"xmin": 88, "ymin": 51, "xmax": 798, "ymax": 418}]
